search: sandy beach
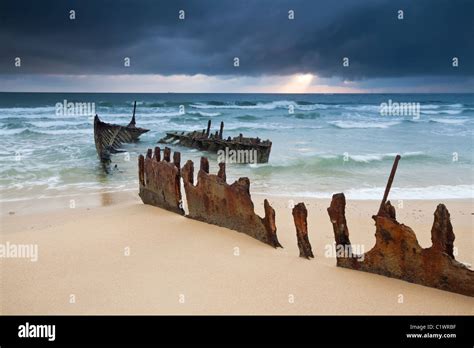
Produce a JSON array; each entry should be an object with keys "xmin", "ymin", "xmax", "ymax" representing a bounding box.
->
[{"xmin": 1, "ymin": 191, "xmax": 472, "ymax": 315}]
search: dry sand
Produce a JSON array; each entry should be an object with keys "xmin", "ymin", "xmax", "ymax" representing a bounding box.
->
[{"xmin": 1, "ymin": 190, "xmax": 473, "ymax": 314}]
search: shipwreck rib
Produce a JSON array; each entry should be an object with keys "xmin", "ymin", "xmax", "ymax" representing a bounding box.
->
[
  {"xmin": 94, "ymin": 101, "xmax": 149, "ymax": 162},
  {"xmin": 181, "ymin": 157, "xmax": 282, "ymax": 247},
  {"xmin": 138, "ymin": 147, "xmax": 184, "ymax": 215},
  {"xmin": 327, "ymin": 156, "xmax": 474, "ymax": 297},
  {"xmin": 292, "ymin": 202, "xmax": 314, "ymax": 259},
  {"xmin": 158, "ymin": 120, "xmax": 272, "ymax": 163}
]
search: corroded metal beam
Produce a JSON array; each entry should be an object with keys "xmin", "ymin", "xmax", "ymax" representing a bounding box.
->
[
  {"xmin": 138, "ymin": 147, "xmax": 184, "ymax": 215},
  {"xmin": 327, "ymin": 193, "xmax": 352, "ymax": 267},
  {"xmin": 181, "ymin": 157, "xmax": 282, "ymax": 248},
  {"xmin": 378, "ymin": 154, "xmax": 401, "ymax": 216},
  {"xmin": 292, "ymin": 203, "xmax": 314, "ymax": 259}
]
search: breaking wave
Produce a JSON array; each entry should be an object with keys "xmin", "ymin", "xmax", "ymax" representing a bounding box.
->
[
  {"xmin": 429, "ymin": 118, "xmax": 469, "ymax": 125},
  {"xmin": 252, "ymin": 151, "xmax": 428, "ymax": 175},
  {"xmin": 190, "ymin": 100, "xmax": 328, "ymax": 111},
  {"xmin": 187, "ymin": 111, "xmax": 221, "ymax": 117},
  {"xmin": 328, "ymin": 120, "xmax": 401, "ymax": 129},
  {"xmin": 263, "ymin": 185, "xmax": 473, "ymax": 200}
]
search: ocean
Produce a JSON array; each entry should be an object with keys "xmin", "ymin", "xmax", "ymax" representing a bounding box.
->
[{"xmin": 0, "ymin": 93, "xmax": 472, "ymax": 202}]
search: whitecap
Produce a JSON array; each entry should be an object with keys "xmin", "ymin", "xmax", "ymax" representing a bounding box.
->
[
  {"xmin": 429, "ymin": 118, "xmax": 468, "ymax": 125},
  {"xmin": 420, "ymin": 104, "xmax": 441, "ymax": 110},
  {"xmin": 261, "ymin": 184, "xmax": 473, "ymax": 200},
  {"xmin": 190, "ymin": 100, "xmax": 326, "ymax": 111},
  {"xmin": 0, "ymin": 128, "xmax": 27, "ymax": 135},
  {"xmin": 28, "ymin": 120, "xmax": 91, "ymax": 128},
  {"xmin": 348, "ymin": 151, "xmax": 423, "ymax": 163},
  {"xmin": 188, "ymin": 111, "xmax": 221, "ymax": 117},
  {"xmin": 31, "ymin": 129, "xmax": 93, "ymax": 135},
  {"xmin": 0, "ymin": 106, "xmax": 55, "ymax": 113},
  {"xmin": 344, "ymin": 185, "xmax": 473, "ymax": 200},
  {"xmin": 328, "ymin": 120, "xmax": 400, "ymax": 129}
]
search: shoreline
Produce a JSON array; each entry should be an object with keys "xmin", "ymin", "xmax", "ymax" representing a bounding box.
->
[
  {"xmin": 1, "ymin": 190, "xmax": 472, "ymax": 314},
  {"xmin": 1, "ymin": 187, "xmax": 472, "ymax": 215}
]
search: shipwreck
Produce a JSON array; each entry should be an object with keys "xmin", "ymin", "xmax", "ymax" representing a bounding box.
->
[
  {"xmin": 138, "ymin": 147, "xmax": 282, "ymax": 248},
  {"xmin": 327, "ymin": 155, "xmax": 474, "ymax": 297},
  {"xmin": 158, "ymin": 120, "xmax": 272, "ymax": 163},
  {"xmin": 136, "ymin": 147, "xmax": 473, "ymax": 296},
  {"xmin": 94, "ymin": 101, "xmax": 149, "ymax": 162}
]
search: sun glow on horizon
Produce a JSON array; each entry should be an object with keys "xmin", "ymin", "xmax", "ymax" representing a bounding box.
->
[
  {"xmin": 0, "ymin": 73, "xmax": 364, "ymax": 93},
  {"xmin": 279, "ymin": 73, "xmax": 314, "ymax": 93}
]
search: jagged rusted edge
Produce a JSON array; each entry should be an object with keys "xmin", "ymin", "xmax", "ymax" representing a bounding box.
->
[
  {"xmin": 138, "ymin": 146, "xmax": 184, "ymax": 215},
  {"xmin": 327, "ymin": 193, "xmax": 474, "ymax": 297},
  {"xmin": 181, "ymin": 157, "xmax": 282, "ymax": 248}
]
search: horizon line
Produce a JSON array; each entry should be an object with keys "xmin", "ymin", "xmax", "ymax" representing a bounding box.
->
[{"xmin": 1, "ymin": 91, "xmax": 473, "ymax": 95}]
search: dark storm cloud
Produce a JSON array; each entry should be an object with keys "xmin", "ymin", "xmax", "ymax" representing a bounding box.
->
[{"xmin": 0, "ymin": 0, "xmax": 472, "ymax": 79}]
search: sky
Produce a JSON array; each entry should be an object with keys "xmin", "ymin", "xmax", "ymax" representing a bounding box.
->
[{"xmin": 0, "ymin": 0, "xmax": 473, "ymax": 93}]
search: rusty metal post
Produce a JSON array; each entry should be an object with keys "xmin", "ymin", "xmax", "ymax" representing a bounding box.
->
[
  {"xmin": 206, "ymin": 120, "xmax": 212, "ymax": 137},
  {"xmin": 163, "ymin": 147, "xmax": 171, "ymax": 162},
  {"xmin": 217, "ymin": 162, "xmax": 226, "ymax": 182},
  {"xmin": 200, "ymin": 157, "xmax": 209, "ymax": 174},
  {"xmin": 219, "ymin": 121, "xmax": 224, "ymax": 139},
  {"xmin": 378, "ymin": 155, "xmax": 401, "ymax": 216},
  {"xmin": 292, "ymin": 203, "xmax": 314, "ymax": 259},
  {"xmin": 153, "ymin": 146, "xmax": 161, "ymax": 161}
]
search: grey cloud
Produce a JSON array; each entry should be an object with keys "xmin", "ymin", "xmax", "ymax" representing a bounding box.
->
[{"xmin": 0, "ymin": 0, "xmax": 472, "ymax": 79}]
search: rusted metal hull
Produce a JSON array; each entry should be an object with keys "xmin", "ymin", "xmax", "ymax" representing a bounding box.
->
[
  {"xmin": 94, "ymin": 114, "xmax": 149, "ymax": 162},
  {"xmin": 137, "ymin": 147, "xmax": 281, "ymax": 247},
  {"xmin": 138, "ymin": 147, "xmax": 184, "ymax": 215},
  {"xmin": 158, "ymin": 120, "xmax": 272, "ymax": 163},
  {"xmin": 181, "ymin": 157, "xmax": 282, "ymax": 247},
  {"xmin": 327, "ymin": 156, "xmax": 474, "ymax": 297}
]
